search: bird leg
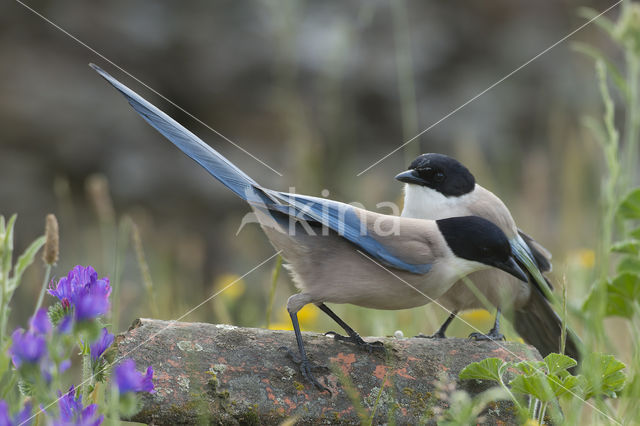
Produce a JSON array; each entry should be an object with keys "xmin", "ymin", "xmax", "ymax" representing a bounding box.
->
[
  {"xmin": 283, "ymin": 310, "xmax": 330, "ymax": 392},
  {"xmin": 416, "ymin": 311, "xmax": 458, "ymax": 338},
  {"xmin": 469, "ymin": 308, "xmax": 505, "ymax": 341},
  {"xmin": 317, "ymin": 303, "xmax": 384, "ymax": 352}
]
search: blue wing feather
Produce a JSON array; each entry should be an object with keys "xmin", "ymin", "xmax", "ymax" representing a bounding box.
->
[{"xmin": 273, "ymin": 193, "xmax": 432, "ymax": 274}]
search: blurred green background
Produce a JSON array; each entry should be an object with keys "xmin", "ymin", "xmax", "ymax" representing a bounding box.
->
[{"xmin": 0, "ymin": 1, "xmax": 621, "ymax": 357}]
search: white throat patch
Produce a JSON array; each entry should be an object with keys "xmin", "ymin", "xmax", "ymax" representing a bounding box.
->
[{"xmin": 401, "ymin": 183, "xmax": 476, "ymax": 220}]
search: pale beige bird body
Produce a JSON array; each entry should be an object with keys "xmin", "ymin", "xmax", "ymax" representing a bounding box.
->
[{"xmin": 260, "ymin": 206, "xmax": 487, "ymax": 313}]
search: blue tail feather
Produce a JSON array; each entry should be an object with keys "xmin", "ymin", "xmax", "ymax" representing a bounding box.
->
[
  {"xmin": 90, "ymin": 64, "xmax": 273, "ymax": 205},
  {"xmin": 92, "ymin": 64, "xmax": 431, "ymax": 275}
]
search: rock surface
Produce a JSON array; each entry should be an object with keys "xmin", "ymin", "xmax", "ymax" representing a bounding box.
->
[{"xmin": 116, "ymin": 318, "xmax": 541, "ymax": 424}]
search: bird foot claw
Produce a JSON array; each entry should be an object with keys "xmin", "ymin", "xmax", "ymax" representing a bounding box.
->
[
  {"xmin": 280, "ymin": 346, "xmax": 331, "ymax": 393},
  {"xmin": 299, "ymin": 359, "xmax": 331, "ymax": 393},
  {"xmin": 468, "ymin": 331, "xmax": 505, "ymax": 341},
  {"xmin": 325, "ymin": 332, "xmax": 384, "ymax": 352}
]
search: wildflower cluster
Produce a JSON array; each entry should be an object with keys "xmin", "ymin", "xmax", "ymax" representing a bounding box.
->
[
  {"xmin": 48, "ymin": 265, "xmax": 112, "ymax": 322},
  {"xmin": 1, "ymin": 265, "xmax": 155, "ymax": 425}
]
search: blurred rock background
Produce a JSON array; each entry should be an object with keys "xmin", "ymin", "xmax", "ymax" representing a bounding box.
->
[{"xmin": 0, "ymin": 0, "xmax": 619, "ymax": 338}]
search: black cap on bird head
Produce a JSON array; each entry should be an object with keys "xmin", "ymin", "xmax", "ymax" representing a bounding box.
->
[
  {"xmin": 436, "ymin": 216, "xmax": 527, "ymax": 282},
  {"xmin": 395, "ymin": 153, "xmax": 475, "ymax": 197}
]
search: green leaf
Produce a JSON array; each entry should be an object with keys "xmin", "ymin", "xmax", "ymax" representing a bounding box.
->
[
  {"xmin": 629, "ymin": 226, "xmax": 640, "ymax": 239},
  {"xmin": 544, "ymin": 353, "xmax": 578, "ymax": 376},
  {"xmin": 554, "ymin": 375, "xmax": 582, "ymax": 400},
  {"xmin": 611, "ymin": 239, "xmax": 640, "ymax": 255},
  {"xmin": 8, "ymin": 235, "xmax": 45, "ymax": 291},
  {"xmin": 581, "ymin": 353, "xmax": 627, "ymax": 399},
  {"xmin": 513, "ymin": 360, "xmax": 545, "ymax": 375},
  {"xmin": 618, "ymin": 188, "xmax": 640, "ymax": 220},
  {"xmin": 459, "ymin": 358, "xmax": 506, "ymax": 383},
  {"xmin": 616, "ymin": 256, "xmax": 640, "ymax": 275},
  {"xmin": 605, "ymin": 273, "xmax": 640, "ymax": 318},
  {"xmin": 510, "ymin": 372, "xmax": 556, "ymax": 402}
]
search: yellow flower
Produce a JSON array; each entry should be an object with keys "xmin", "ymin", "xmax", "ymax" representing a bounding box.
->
[
  {"xmin": 297, "ymin": 304, "xmax": 319, "ymax": 326},
  {"xmin": 570, "ymin": 249, "xmax": 595, "ymax": 269},
  {"xmin": 523, "ymin": 419, "xmax": 540, "ymax": 426},
  {"xmin": 459, "ymin": 309, "xmax": 492, "ymax": 322},
  {"xmin": 578, "ymin": 249, "xmax": 595, "ymax": 269},
  {"xmin": 272, "ymin": 305, "xmax": 319, "ymax": 331},
  {"xmin": 268, "ymin": 322, "xmax": 293, "ymax": 331},
  {"xmin": 213, "ymin": 273, "xmax": 246, "ymax": 300}
]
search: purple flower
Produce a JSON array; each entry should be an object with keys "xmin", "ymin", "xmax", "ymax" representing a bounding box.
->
[
  {"xmin": 53, "ymin": 386, "xmax": 103, "ymax": 426},
  {"xmin": 0, "ymin": 400, "xmax": 32, "ymax": 426},
  {"xmin": 90, "ymin": 328, "xmax": 114, "ymax": 363},
  {"xmin": 29, "ymin": 309, "xmax": 52, "ymax": 335},
  {"xmin": 48, "ymin": 266, "xmax": 111, "ymax": 321},
  {"xmin": 74, "ymin": 294, "xmax": 109, "ymax": 321},
  {"xmin": 114, "ymin": 359, "xmax": 154, "ymax": 394},
  {"xmin": 9, "ymin": 329, "xmax": 46, "ymax": 368}
]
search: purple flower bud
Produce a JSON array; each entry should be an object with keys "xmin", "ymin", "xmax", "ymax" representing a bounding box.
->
[
  {"xmin": 29, "ymin": 309, "xmax": 52, "ymax": 335},
  {"xmin": 90, "ymin": 328, "xmax": 114, "ymax": 363},
  {"xmin": 9, "ymin": 329, "xmax": 46, "ymax": 368},
  {"xmin": 0, "ymin": 400, "xmax": 32, "ymax": 426},
  {"xmin": 53, "ymin": 386, "xmax": 103, "ymax": 426},
  {"xmin": 114, "ymin": 359, "xmax": 154, "ymax": 394}
]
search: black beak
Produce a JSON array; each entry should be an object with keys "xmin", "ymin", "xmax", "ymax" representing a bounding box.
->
[
  {"xmin": 395, "ymin": 169, "xmax": 426, "ymax": 185},
  {"xmin": 492, "ymin": 256, "xmax": 528, "ymax": 282}
]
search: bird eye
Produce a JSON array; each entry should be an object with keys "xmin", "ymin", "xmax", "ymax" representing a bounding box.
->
[{"xmin": 434, "ymin": 171, "xmax": 445, "ymax": 183}]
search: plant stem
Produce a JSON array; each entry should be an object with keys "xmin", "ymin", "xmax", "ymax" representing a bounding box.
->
[
  {"xmin": 0, "ymin": 215, "xmax": 15, "ymax": 344},
  {"xmin": 623, "ymin": 51, "xmax": 640, "ymax": 198},
  {"xmin": 598, "ymin": 59, "xmax": 620, "ymax": 276},
  {"xmin": 82, "ymin": 353, "xmax": 93, "ymax": 401},
  {"xmin": 498, "ymin": 364, "xmax": 522, "ymax": 412},
  {"xmin": 538, "ymin": 402, "xmax": 548, "ymax": 425},
  {"xmin": 34, "ymin": 264, "xmax": 52, "ymax": 315},
  {"xmin": 561, "ymin": 282, "xmax": 567, "ymax": 356},
  {"xmin": 111, "ymin": 218, "xmax": 131, "ymax": 333},
  {"xmin": 109, "ymin": 384, "xmax": 120, "ymax": 426},
  {"xmin": 391, "ymin": 0, "xmax": 420, "ymax": 165},
  {"xmin": 0, "ymin": 290, "xmax": 7, "ymax": 345},
  {"xmin": 592, "ymin": 60, "xmax": 621, "ymax": 344},
  {"xmin": 131, "ymin": 221, "xmax": 159, "ymax": 318}
]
